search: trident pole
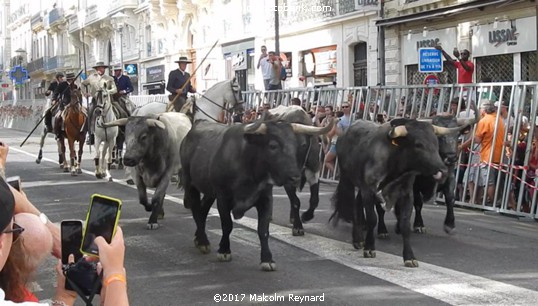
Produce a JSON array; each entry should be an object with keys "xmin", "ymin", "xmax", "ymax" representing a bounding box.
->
[{"xmin": 166, "ymin": 39, "xmax": 220, "ymax": 112}]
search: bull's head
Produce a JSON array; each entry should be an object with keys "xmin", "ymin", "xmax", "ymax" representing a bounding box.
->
[
  {"xmin": 102, "ymin": 116, "xmax": 167, "ymax": 167},
  {"xmin": 417, "ymin": 110, "xmax": 480, "ymax": 166},
  {"xmin": 388, "ymin": 119, "xmax": 448, "ymax": 182}
]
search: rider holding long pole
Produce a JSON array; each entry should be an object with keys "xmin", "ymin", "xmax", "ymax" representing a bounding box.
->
[{"xmin": 81, "ymin": 62, "xmax": 118, "ymax": 145}]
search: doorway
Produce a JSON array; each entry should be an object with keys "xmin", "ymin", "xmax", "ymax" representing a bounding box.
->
[{"xmin": 353, "ymin": 42, "xmax": 367, "ymax": 86}]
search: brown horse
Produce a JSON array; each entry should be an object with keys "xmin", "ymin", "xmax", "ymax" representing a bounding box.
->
[{"xmin": 63, "ymin": 89, "xmax": 87, "ymax": 175}]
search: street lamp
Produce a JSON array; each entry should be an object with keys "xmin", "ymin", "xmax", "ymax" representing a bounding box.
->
[{"xmin": 111, "ymin": 12, "xmax": 128, "ymax": 72}]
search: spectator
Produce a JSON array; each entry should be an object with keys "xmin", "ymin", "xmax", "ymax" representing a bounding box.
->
[
  {"xmin": 324, "ymin": 102, "xmax": 352, "ymax": 173},
  {"xmin": 4, "ymin": 213, "xmax": 53, "ymax": 302},
  {"xmin": 267, "ymin": 51, "xmax": 282, "ymax": 91},
  {"xmin": 460, "ymin": 99, "xmax": 506, "ymax": 206},
  {"xmin": 435, "ymin": 46, "xmax": 474, "ymax": 84},
  {"xmin": 1, "ymin": 176, "xmax": 77, "ymax": 305},
  {"xmin": 257, "ymin": 46, "xmax": 272, "ymax": 91}
]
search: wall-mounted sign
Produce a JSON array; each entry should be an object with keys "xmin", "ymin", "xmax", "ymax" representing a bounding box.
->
[
  {"xmin": 125, "ymin": 64, "xmax": 138, "ymax": 76},
  {"xmin": 146, "ymin": 65, "xmax": 165, "ymax": 83},
  {"xmin": 402, "ymin": 28, "xmax": 457, "ymax": 65},
  {"xmin": 419, "ymin": 48, "xmax": 443, "ymax": 73},
  {"xmin": 231, "ymin": 51, "xmax": 247, "ymax": 70},
  {"xmin": 281, "ymin": 52, "xmax": 292, "ymax": 79},
  {"xmin": 472, "ymin": 16, "xmax": 536, "ymax": 57},
  {"xmin": 312, "ymin": 45, "xmax": 337, "ymax": 75}
]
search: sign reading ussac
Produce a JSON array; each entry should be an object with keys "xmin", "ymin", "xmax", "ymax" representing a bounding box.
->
[{"xmin": 472, "ymin": 16, "xmax": 536, "ymax": 57}]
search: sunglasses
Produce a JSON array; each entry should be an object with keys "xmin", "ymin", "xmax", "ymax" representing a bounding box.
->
[
  {"xmin": 342, "ymin": 105, "xmax": 350, "ymax": 108},
  {"xmin": 2, "ymin": 222, "xmax": 25, "ymax": 242}
]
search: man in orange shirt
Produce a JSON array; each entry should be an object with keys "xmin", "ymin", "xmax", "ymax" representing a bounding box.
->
[{"xmin": 460, "ymin": 99, "xmax": 505, "ymax": 205}]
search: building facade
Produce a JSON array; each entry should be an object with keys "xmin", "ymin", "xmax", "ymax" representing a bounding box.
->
[{"xmin": 377, "ymin": 0, "xmax": 538, "ymax": 86}]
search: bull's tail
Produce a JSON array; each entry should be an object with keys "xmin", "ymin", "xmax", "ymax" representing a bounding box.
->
[{"xmin": 329, "ymin": 176, "xmax": 355, "ymax": 226}]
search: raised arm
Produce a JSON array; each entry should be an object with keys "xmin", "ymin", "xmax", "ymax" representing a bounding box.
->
[{"xmin": 434, "ymin": 46, "xmax": 455, "ymax": 66}]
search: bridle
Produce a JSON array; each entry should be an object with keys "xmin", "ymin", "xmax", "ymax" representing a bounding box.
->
[{"xmin": 193, "ymin": 80, "xmax": 245, "ymax": 123}]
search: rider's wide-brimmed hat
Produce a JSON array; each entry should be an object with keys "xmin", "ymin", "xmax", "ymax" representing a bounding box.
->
[
  {"xmin": 65, "ymin": 72, "xmax": 76, "ymax": 80},
  {"xmin": 92, "ymin": 61, "xmax": 109, "ymax": 69},
  {"xmin": 174, "ymin": 56, "xmax": 192, "ymax": 64}
]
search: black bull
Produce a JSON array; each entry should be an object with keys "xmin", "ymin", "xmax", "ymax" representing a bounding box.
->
[
  {"xmin": 180, "ymin": 117, "xmax": 334, "ymax": 271},
  {"xmin": 376, "ymin": 115, "xmax": 477, "ymax": 239},
  {"xmin": 330, "ymin": 117, "xmax": 474, "ymax": 267}
]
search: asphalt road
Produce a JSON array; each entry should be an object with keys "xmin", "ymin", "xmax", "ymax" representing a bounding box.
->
[{"xmin": 2, "ymin": 127, "xmax": 538, "ymax": 306}]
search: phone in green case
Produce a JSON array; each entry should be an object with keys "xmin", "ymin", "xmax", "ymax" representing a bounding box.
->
[{"xmin": 80, "ymin": 194, "xmax": 122, "ymax": 257}]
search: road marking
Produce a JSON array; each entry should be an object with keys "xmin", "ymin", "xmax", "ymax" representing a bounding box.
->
[{"xmin": 11, "ymin": 145, "xmax": 538, "ymax": 305}]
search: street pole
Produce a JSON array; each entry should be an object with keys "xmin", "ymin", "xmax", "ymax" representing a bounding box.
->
[
  {"xmin": 119, "ymin": 25, "xmax": 124, "ymax": 71},
  {"xmin": 377, "ymin": 1, "xmax": 386, "ymax": 85},
  {"xmin": 274, "ymin": 0, "xmax": 279, "ymax": 55}
]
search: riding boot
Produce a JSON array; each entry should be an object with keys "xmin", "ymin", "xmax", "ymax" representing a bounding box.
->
[{"xmin": 45, "ymin": 110, "xmax": 53, "ymax": 133}]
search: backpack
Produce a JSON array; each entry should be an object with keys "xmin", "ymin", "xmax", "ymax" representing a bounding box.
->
[{"xmin": 280, "ymin": 66, "xmax": 287, "ymax": 81}]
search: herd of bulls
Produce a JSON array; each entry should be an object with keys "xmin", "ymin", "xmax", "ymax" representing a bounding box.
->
[{"xmin": 97, "ymin": 88, "xmax": 479, "ymax": 270}]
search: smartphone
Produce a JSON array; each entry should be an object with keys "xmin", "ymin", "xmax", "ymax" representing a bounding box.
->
[
  {"xmin": 6, "ymin": 176, "xmax": 21, "ymax": 192},
  {"xmin": 61, "ymin": 220, "xmax": 84, "ymax": 265},
  {"xmin": 80, "ymin": 194, "xmax": 122, "ymax": 256}
]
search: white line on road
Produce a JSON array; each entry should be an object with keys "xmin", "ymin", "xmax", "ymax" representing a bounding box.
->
[{"xmin": 10, "ymin": 146, "xmax": 538, "ymax": 305}]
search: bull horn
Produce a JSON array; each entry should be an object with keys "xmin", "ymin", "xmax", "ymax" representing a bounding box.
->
[
  {"xmin": 100, "ymin": 118, "xmax": 128, "ymax": 128},
  {"xmin": 146, "ymin": 119, "xmax": 166, "ymax": 130},
  {"xmin": 389, "ymin": 125, "xmax": 408, "ymax": 138},
  {"xmin": 417, "ymin": 118, "xmax": 433, "ymax": 124},
  {"xmin": 291, "ymin": 118, "xmax": 337, "ymax": 135},
  {"xmin": 244, "ymin": 122, "xmax": 267, "ymax": 134},
  {"xmin": 432, "ymin": 125, "xmax": 462, "ymax": 135}
]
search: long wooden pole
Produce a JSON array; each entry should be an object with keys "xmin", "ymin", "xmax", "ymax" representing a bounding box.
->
[{"xmin": 166, "ymin": 39, "xmax": 219, "ymax": 112}]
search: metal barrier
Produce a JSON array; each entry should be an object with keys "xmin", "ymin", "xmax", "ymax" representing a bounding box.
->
[
  {"xmin": 129, "ymin": 94, "xmax": 169, "ymax": 107},
  {"xmin": 241, "ymin": 82, "xmax": 538, "ymax": 220}
]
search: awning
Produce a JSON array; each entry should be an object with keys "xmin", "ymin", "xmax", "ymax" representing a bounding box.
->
[
  {"xmin": 376, "ymin": 0, "xmax": 510, "ymax": 27},
  {"xmin": 142, "ymin": 81, "xmax": 165, "ymax": 90}
]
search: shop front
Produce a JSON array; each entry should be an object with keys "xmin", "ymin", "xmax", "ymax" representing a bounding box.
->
[
  {"xmin": 471, "ymin": 16, "xmax": 537, "ymax": 82},
  {"xmin": 222, "ymin": 39, "xmax": 255, "ymax": 91},
  {"xmin": 143, "ymin": 64, "xmax": 166, "ymax": 95},
  {"xmin": 401, "ymin": 27, "xmax": 458, "ymax": 85},
  {"xmin": 300, "ymin": 45, "xmax": 338, "ymax": 87}
]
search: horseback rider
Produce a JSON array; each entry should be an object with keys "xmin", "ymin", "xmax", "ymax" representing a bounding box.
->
[
  {"xmin": 54, "ymin": 72, "xmax": 85, "ymax": 120},
  {"xmin": 81, "ymin": 62, "xmax": 117, "ymax": 145},
  {"xmin": 166, "ymin": 56, "xmax": 196, "ymax": 111},
  {"xmin": 44, "ymin": 72, "xmax": 65, "ymax": 133},
  {"xmin": 112, "ymin": 65, "xmax": 134, "ymax": 119}
]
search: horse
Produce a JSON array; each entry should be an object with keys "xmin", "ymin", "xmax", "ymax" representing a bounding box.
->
[
  {"xmin": 63, "ymin": 88, "xmax": 87, "ymax": 176},
  {"xmin": 110, "ymin": 94, "xmax": 136, "ymax": 170},
  {"xmin": 35, "ymin": 99, "xmax": 67, "ymax": 169},
  {"xmin": 93, "ymin": 91, "xmax": 119, "ymax": 181},
  {"xmin": 132, "ymin": 78, "xmax": 244, "ymax": 121}
]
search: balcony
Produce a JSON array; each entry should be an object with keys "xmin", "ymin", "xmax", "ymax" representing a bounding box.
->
[
  {"xmin": 31, "ymin": 13, "xmax": 44, "ymax": 32},
  {"xmin": 45, "ymin": 8, "xmax": 65, "ymax": 29},
  {"xmin": 27, "ymin": 57, "xmax": 45, "ymax": 75},
  {"xmin": 44, "ymin": 54, "xmax": 79, "ymax": 73},
  {"xmin": 67, "ymin": 14, "xmax": 79, "ymax": 33},
  {"xmin": 85, "ymin": 5, "xmax": 109, "ymax": 26},
  {"xmin": 267, "ymin": 0, "xmax": 379, "ymax": 29},
  {"xmin": 108, "ymin": 0, "xmax": 138, "ymax": 14}
]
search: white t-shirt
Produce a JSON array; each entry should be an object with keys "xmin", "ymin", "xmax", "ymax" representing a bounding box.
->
[
  {"xmin": 259, "ymin": 57, "xmax": 272, "ymax": 80},
  {"xmin": 0, "ymin": 289, "xmax": 48, "ymax": 305}
]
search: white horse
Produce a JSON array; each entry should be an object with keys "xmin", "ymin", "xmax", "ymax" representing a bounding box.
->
[
  {"xmin": 124, "ymin": 78, "xmax": 244, "ymax": 184},
  {"xmin": 93, "ymin": 92, "xmax": 119, "ymax": 181},
  {"xmin": 132, "ymin": 78, "xmax": 243, "ymax": 120}
]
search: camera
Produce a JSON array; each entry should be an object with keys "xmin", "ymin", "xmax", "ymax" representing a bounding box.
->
[{"xmin": 63, "ymin": 259, "xmax": 102, "ymax": 296}]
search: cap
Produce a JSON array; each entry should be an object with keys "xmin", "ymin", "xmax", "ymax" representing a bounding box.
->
[
  {"xmin": 494, "ymin": 100, "xmax": 509, "ymax": 108},
  {"xmin": 480, "ymin": 99, "xmax": 493, "ymax": 109},
  {"xmin": 0, "ymin": 177, "xmax": 15, "ymax": 231},
  {"xmin": 55, "ymin": 72, "xmax": 65, "ymax": 78}
]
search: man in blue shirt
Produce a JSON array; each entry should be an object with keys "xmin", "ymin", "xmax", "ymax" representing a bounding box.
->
[{"xmin": 112, "ymin": 66, "xmax": 134, "ymax": 118}]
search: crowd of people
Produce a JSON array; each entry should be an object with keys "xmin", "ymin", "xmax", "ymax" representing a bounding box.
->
[
  {"xmin": 0, "ymin": 140, "xmax": 129, "ymax": 305},
  {"xmin": 0, "ymin": 105, "xmax": 40, "ymax": 121}
]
